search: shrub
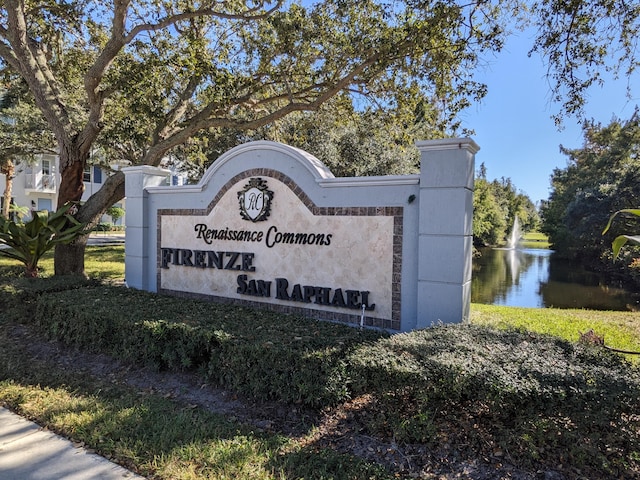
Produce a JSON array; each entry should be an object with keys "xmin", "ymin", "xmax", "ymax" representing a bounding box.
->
[
  {"xmin": 94, "ymin": 222, "xmax": 113, "ymax": 231},
  {"xmin": 0, "ymin": 203, "xmax": 86, "ymax": 277},
  {"xmin": 31, "ymin": 285, "xmax": 383, "ymax": 407},
  {"xmin": 106, "ymin": 206, "xmax": 125, "ymax": 225},
  {"xmin": 7, "ymin": 274, "xmax": 640, "ymax": 477},
  {"xmin": 0, "ymin": 272, "xmax": 97, "ymax": 321},
  {"xmin": 348, "ymin": 325, "xmax": 640, "ymax": 473}
]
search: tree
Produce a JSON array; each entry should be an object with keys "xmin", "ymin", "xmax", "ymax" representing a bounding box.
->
[
  {"xmin": 472, "ymin": 164, "xmax": 538, "ymax": 247},
  {"xmin": 490, "ymin": 177, "xmax": 539, "ymax": 234},
  {"xmin": 541, "ymin": 113, "xmax": 640, "ymax": 262},
  {"xmin": 0, "ymin": 76, "xmax": 56, "ymax": 217},
  {"xmin": 1, "ymin": 1, "xmax": 639, "ymax": 276},
  {"xmin": 169, "ymin": 94, "xmax": 442, "ymax": 181},
  {"xmin": 527, "ymin": 0, "xmax": 640, "ymax": 126},
  {"xmin": 106, "ymin": 205, "xmax": 125, "ymax": 225},
  {"xmin": 0, "ymin": 0, "xmax": 508, "ymax": 276},
  {"xmin": 268, "ymin": 96, "xmax": 446, "ymax": 177},
  {"xmin": 473, "ymin": 175, "xmax": 507, "ymax": 247}
]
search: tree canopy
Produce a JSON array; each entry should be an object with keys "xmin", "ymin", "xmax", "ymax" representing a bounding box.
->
[
  {"xmin": 0, "ymin": 0, "xmax": 512, "ymax": 274},
  {"xmin": 540, "ymin": 112, "xmax": 640, "ymax": 279},
  {"xmin": 0, "ymin": 74, "xmax": 56, "ymax": 217},
  {"xmin": 0, "ymin": 77, "xmax": 54, "ymax": 158},
  {"xmin": 527, "ymin": 0, "xmax": 640, "ymax": 125},
  {"xmin": 1, "ymin": 0, "xmax": 639, "ymax": 275},
  {"xmin": 168, "ymin": 94, "xmax": 442, "ymax": 181}
]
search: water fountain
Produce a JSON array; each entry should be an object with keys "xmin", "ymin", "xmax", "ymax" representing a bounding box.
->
[{"xmin": 506, "ymin": 215, "xmax": 521, "ymax": 249}]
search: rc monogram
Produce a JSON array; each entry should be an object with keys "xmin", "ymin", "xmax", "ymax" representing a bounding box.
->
[{"xmin": 238, "ymin": 177, "xmax": 273, "ymax": 222}]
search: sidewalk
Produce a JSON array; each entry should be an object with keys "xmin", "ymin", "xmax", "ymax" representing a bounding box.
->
[{"xmin": 0, "ymin": 407, "xmax": 144, "ymax": 480}]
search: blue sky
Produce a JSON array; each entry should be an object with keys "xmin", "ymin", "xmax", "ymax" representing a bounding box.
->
[{"xmin": 459, "ymin": 29, "xmax": 640, "ymax": 205}]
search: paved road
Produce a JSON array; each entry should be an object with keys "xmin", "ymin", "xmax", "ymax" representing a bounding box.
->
[
  {"xmin": 0, "ymin": 234, "xmax": 125, "ymax": 250},
  {"xmin": 87, "ymin": 233, "xmax": 125, "ymax": 246}
]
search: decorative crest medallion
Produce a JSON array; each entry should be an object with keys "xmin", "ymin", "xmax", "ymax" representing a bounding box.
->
[{"xmin": 238, "ymin": 177, "xmax": 273, "ymax": 222}]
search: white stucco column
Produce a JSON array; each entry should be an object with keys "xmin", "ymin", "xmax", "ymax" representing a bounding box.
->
[
  {"xmin": 122, "ymin": 166, "xmax": 170, "ymax": 290},
  {"xmin": 415, "ymin": 138, "xmax": 478, "ymax": 328}
]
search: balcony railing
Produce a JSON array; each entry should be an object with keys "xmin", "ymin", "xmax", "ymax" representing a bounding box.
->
[{"xmin": 24, "ymin": 174, "xmax": 56, "ymax": 192}]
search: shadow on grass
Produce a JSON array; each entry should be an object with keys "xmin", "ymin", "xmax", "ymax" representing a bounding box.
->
[
  {"xmin": 3, "ymin": 273, "xmax": 640, "ymax": 478},
  {"xmin": 0, "ymin": 328, "xmax": 390, "ymax": 480}
]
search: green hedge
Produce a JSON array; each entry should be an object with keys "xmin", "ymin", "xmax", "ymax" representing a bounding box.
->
[
  {"xmin": 349, "ymin": 327, "xmax": 640, "ymax": 441},
  {"xmin": 0, "ymin": 274, "xmax": 100, "ymax": 323},
  {"xmin": 94, "ymin": 223, "xmax": 125, "ymax": 231},
  {"xmin": 3, "ymin": 273, "xmax": 640, "ymax": 476},
  {"xmin": 31, "ymin": 284, "xmax": 383, "ymax": 408}
]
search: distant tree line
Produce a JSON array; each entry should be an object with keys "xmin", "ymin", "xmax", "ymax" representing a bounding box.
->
[
  {"xmin": 473, "ymin": 163, "xmax": 539, "ymax": 247},
  {"xmin": 540, "ymin": 111, "xmax": 640, "ymax": 284}
]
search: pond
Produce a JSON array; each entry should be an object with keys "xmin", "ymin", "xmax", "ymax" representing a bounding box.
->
[{"xmin": 472, "ymin": 247, "xmax": 640, "ymax": 311}]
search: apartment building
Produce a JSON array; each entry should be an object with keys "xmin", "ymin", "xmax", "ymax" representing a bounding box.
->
[{"xmin": 0, "ymin": 154, "xmax": 124, "ymax": 224}]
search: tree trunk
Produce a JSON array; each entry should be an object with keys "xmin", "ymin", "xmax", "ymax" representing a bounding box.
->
[
  {"xmin": 53, "ymin": 143, "xmax": 88, "ymax": 276},
  {"xmin": 56, "ymin": 149, "xmax": 86, "ymax": 209},
  {"xmin": 1, "ymin": 159, "xmax": 15, "ymax": 218},
  {"xmin": 53, "ymin": 161, "xmax": 126, "ymax": 277},
  {"xmin": 54, "ymin": 234, "xmax": 89, "ymax": 278}
]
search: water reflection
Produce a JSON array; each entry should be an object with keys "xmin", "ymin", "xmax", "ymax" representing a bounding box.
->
[{"xmin": 472, "ymin": 248, "xmax": 640, "ymax": 311}]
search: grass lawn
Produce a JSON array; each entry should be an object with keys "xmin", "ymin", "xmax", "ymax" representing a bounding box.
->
[
  {"xmin": 519, "ymin": 231, "xmax": 551, "ymax": 249},
  {"xmin": 471, "ymin": 303, "xmax": 640, "ymax": 362}
]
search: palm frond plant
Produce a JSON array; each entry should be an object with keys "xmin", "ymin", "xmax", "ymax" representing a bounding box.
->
[
  {"xmin": 0, "ymin": 202, "xmax": 86, "ymax": 277},
  {"xmin": 602, "ymin": 208, "xmax": 640, "ymax": 259}
]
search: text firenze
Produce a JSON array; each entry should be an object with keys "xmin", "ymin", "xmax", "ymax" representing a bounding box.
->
[
  {"xmin": 194, "ymin": 223, "xmax": 332, "ymax": 247},
  {"xmin": 159, "ymin": 248, "xmax": 375, "ymax": 312},
  {"xmin": 161, "ymin": 248, "xmax": 255, "ymax": 271}
]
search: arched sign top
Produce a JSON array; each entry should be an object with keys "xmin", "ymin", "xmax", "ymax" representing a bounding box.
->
[{"xmin": 198, "ymin": 141, "xmax": 335, "ymax": 188}]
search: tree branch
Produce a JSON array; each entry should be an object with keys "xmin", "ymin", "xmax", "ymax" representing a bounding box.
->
[
  {"xmin": 4, "ymin": 0, "xmax": 72, "ymax": 143},
  {"xmin": 124, "ymin": 1, "xmax": 284, "ymax": 43}
]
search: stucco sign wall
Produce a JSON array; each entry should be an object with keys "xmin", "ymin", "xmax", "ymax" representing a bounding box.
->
[
  {"xmin": 124, "ymin": 139, "xmax": 478, "ymax": 332},
  {"xmin": 158, "ymin": 170, "xmax": 400, "ymax": 328}
]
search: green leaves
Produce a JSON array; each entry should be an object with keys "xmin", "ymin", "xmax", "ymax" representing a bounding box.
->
[
  {"xmin": 542, "ymin": 114, "xmax": 640, "ymax": 259},
  {"xmin": 0, "ymin": 203, "xmax": 87, "ymax": 277},
  {"xmin": 603, "ymin": 208, "xmax": 640, "ymax": 260},
  {"xmin": 529, "ymin": 0, "xmax": 640, "ymax": 125}
]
